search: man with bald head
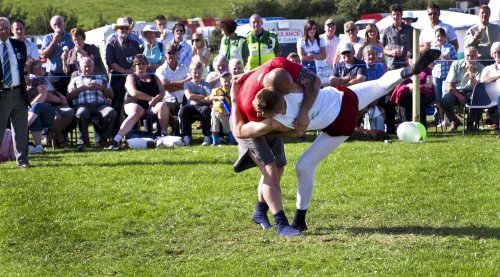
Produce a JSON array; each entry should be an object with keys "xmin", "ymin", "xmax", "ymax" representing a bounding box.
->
[
  {"xmin": 231, "ymin": 57, "xmax": 320, "ymax": 236},
  {"xmin": 245, "ymin": 14, "xmax": 281, "ymax": 70},
  {"xmin": 41, "ymin": 15, "xmax": 74, "ymax": 96}
]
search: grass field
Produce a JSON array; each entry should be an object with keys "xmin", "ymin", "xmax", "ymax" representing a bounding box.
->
[
  {"xmin": 3, "ymin": 0, "xmax": 231, "ymax": 31},
  {"xmin": 1, "ymin": 131, "xmax": 499, "ymax": 275}
]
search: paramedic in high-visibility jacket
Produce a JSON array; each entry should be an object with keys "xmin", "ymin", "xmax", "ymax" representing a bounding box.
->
[{"xmin": 245, "ymin": 14, "xmax": 281, "ymax": 70}]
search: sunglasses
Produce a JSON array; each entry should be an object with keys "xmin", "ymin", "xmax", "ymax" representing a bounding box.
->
[
  {"xmin": 167, "ymin": 51, "xmax": 177, "ymax": 55},
  {"xmin": 191, "ymin": 39, "xmax": 201, "ymax": 43},
  {"xmin": 117, "ymin": 26, "xmax": 130, "ymax": 30},
  {"xmin": 346, "ymin": 29, "xmax": 356, "ymax": 33}
]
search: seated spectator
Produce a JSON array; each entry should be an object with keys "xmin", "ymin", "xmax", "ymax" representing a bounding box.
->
[
  {"xmin": 431, "ymin": 27, "xmax": 457, "ymax": 126},
  {"xmin": 480, "ymin": 42, "xmax": 500, "ymax": 133},
  {"xmin": 206, "ymin": 54, "xmax": 228, "ymax": 88},
  {"xmin": 62, "ymin": 27, "xmax": 106, "ymax": 76},
  {"xmin": 389, "ymin": 51, "xmax": 435, "ymax": 129},
  {"xmin": 208, "ymin": 71, "xmax": 235, "ymax": 146},
  {"xmin": 67, "ymin": 57, "xmax": 117, "ymax": 147},
  {"xmin": 25, "ymin": 65, "xmax": 55, "ymax": 154},
  {"xmin": 439, "ymin": 46, "xmax": 484, "ymax": 131},
  {"xmin": 228, "ymin": 58, "xmax": 244, "ymax": 76},
  {"xmin": 286, "ymin": 52, "xmax": 301, "ymax": 64},
  {"xmin": 332, "ymin": 21, "xmax": 364, "ymax": 64},
  {"xmin": 297, "ymin": 20, "xmax": 326, "ymax": 74},
  {"xmin": 329, "ymin": 42, "xmax": 367, "ymax": 87},
  {"xmin": 179, "ymin": 62, "xmax": 212, "ymax": 146},
  {"xmin": 109, "ymin": 55, "xmax": 169, "ymax": 150},
  {"xmin": 364, "ymin": 45, "xmax": 386, "ymax": 81},
  {"xmin": 27, "ymin": 59, "xmax": 74, "ymax": 149},
  {"xmin": 155, "ymin": 44, "xmax": 191, "ymax": 134},
  {"xmin": 191, "ymin": 32, "xmax": 211, "ymax": 67},
  {"xmin": 356, "ymin": 23, "xmax": 384, "ymax": 64},
  {"xmin": 141, "ymin": 25, "xmax": 164, "ymax": 72}
]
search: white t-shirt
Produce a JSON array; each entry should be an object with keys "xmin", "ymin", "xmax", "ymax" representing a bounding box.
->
[
  {"xmin": 419, "ymin": 21, "xmax": 457, "ymax": 46},
  {"xmin": 297, "ymin": 37, "xmax": 326, "ymax": 55},
  {"xmin": 274, "ymin": 87, "xmax": 343, "ymax": 131},
  {"xmin": 155, "ymin": 62, "xmax": 189, "ymax": 103},
  {"xmin": 320, "ymin": 34, "xmax": 340, "ymax": 66},
  {"xmin": 480, "ymin": 63, "xmax": 500, "ymax": 82}
]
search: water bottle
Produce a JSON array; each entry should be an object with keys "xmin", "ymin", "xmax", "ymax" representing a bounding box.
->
[{"xmin": 221, "ymin": 99, "xmax": 231, "ymax": 115}]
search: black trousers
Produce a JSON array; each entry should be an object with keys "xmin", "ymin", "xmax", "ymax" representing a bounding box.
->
[{"xmin": 179, "ymin": 105, "xmax": 211, "ymax": 137}]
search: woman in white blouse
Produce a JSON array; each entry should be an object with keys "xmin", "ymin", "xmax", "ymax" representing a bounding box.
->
[{"xmin": 296, "ymin": 20, "xmax": 326, "ymax": 74}]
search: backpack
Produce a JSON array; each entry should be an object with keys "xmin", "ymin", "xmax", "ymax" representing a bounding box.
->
[{"xmin": 0, "ymin": 129, "xmax": 15, "ymax": 162}]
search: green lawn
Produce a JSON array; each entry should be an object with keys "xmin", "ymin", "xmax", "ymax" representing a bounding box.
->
[
  {"xmin": 1, "ymin": 131, "xmax": 499, "ymax": 275},
  {"xmin": 4, "ymin": 0, "xmax": 232, "ymax": 31}
]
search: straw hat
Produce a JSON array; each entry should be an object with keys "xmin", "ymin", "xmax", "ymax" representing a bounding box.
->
[{"xmin": 112, "ymin": 17, "xmax": 131, "ymax": 30}]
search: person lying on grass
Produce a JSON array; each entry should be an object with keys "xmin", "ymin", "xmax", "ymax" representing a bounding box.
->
[{"xmin": 231, "ymin": 49, "xmax": 441, "ymax": 232}]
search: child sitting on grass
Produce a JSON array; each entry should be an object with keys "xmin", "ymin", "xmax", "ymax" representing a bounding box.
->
[{"xmin": 208, "ymin": 71, "xmax": 236, "ymax": 146}]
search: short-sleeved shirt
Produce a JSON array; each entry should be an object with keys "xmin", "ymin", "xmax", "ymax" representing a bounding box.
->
[
  {"xmin": 333, "ymin": 58, "xmax": 367, "ymax": 78},
  {"xmin": 41, "ymin": 32, "xmax": 74, "ymax": 74},
  {"xmin": 237, "ymin": 57, "xmax": 302, "ymax": 123},
  {"xmin": 105, "ymin": 37, "xmax": 141, "ymax": 74},
  {"xmin": 419, "ymin": 21, "xmax": 457, "ymax": 46},
  {"xmin": 184, "ymin": 80, "xmax": 211, "ymax": 106},
  {"xmin": 210, "ymin": 87, "xmax": 231, "ymax": 114},
  {"xmin": 446, "ymin": 59, "xmax": 485, "ymax": 92},
  {"xmin": 382, "ymin": 23, "xmax": 414, "ymax": 70},
  {"xmin": 67, "ymin": 74, "xmax": 111, "ymax": 106},
  {"xmin": 155, "ymin": 62, "xmax": 189, "ymax": 103},
  {"xmin": 297, "ymin": 37, "xmax": 326, "ymax": 55},
  {"xmin": 319, "ymin": 34, "xmax": 340, "ymax": 67},
  {"xmin": 480, "ymin": 64, "xmax": 500, "ymax": 82}
]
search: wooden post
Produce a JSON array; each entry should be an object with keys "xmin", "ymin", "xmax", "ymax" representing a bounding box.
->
[{"xmin": 412, "ymin": 28, "xmax": 420, "ymax": 122}]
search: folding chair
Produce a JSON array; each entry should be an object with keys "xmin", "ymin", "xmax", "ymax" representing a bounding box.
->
[{"xmin": 463, "ymin": 82, "xmax": 500, "ymax": 135}]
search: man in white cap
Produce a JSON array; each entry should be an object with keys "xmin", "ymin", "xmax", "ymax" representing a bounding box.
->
[
  {"xmin": 329, "ymin": 42, "xmax": 366, "ymax": 87},
  {"xmin": 105, "ymin": 17, "xmax": 142, "ymax": 135},
  {"xmin": 320, "ymin": 19, "xmax": 340, "ymax": 67}
]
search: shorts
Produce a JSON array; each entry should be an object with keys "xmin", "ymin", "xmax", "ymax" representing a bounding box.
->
[
  {"xmin": 322, "ymin": 86, "xmax": 359, "ymax": 137},
  {"xmin": 211, "ymin": 111, "xmax": 230, "ymax": 133},
  {"xmin": 233, "ymin": 136, "xmax": 286, "ymax": 173}
]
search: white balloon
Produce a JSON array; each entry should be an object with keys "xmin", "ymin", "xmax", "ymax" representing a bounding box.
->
[{"xmin": 397, "ymin": 122, "xmax": 421, "ymax": 143}]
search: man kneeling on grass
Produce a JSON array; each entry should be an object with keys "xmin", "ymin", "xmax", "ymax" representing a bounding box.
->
[{"xmin": 231, "ymin": 49, "xmax": 441, "ymax": 232}]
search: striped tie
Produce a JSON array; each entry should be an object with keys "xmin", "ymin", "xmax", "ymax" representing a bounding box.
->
[{"xmin": 2, "ymin": 43, "xmax": 12, "ymax": 87}]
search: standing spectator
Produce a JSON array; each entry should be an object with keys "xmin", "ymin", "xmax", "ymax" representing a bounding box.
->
[
  {"xmin": 419, "ymin": 3, "xmax": 458, "ymax": 52},
  {"xmin": 439, "ymin": 47, "xmax": 484, "ymax": 131},
  {"xmin": 109, "ymin": 54, "xmax": 169, "ymax": 149},
  {"xmin": 296, "ymin": 20, "xmax": 326, "ymax": 74},
  {"xmin": 171, "ymin": 23, "xmax": 192, "ymax": 67},
  {"xmin": 402, "ymin": 11, "xmax": 418, "ymax": 26},
  {"xmin": 27, "ymin": 59, "xmax": 74, "ymax": 149},
  {"xmin": 67, "ymin": 57, "xmax": 116, "ymax": 147},
  {"xmin": 332, "ymin": 21, "xmax": 364, "ymax": 64},
  {"xmin": 191, "ymin": 32, "xmax": 210, "ymax": 67},
  {"xmin": 155, "ymin": 44, "xmax": 191, "ymax": 133},
  {"xmin": 0, "ymin": 17, "xmax": 29, "ymax": 167},
  {"xmin": 320, "ymin": 19, "xmax": 340, "ymax": 68},
  {"xmin": 62, "ymin": 27, "xmax": 106, "ymax": 76},
  {"xmin": 206, "ymin": 54, "xmax": 228, "ymax": 88},
  {"xmin": 465, "ymin": 5, "xmax": 500, "ymax": 65},
  {"xmin": 219, "ymin": 19, "xmax": 249, "ymax": 65},
  {"xmin": 141, "ymin": 25, "xmax": 164, "ymax": 72},
  {"xmin": 179, "ymin": 62, "xmax": 212, "ymax": 146},
  {"xmin": 155, "ymin": 15, "xmax": 174, "ymax": 45},
  {"xmin": 431, "ymin": 28, "xmax": 457, "ymax": 126},
  {"xmin": 357, "ymin": 23, "xmax": 384, "ymax": 64},
  {"xmin": 245, "ymin": 14, "xmax": 281, "ymax": 70},
  {"xmin": 208, "ymin": 71, "xmax": 234, "ymax": 146},
  {"xmin": 40, "ymin": 15, "xmax": 74, "ymax": 96},
  {"xmin": 329, "ymin": 42, "xmax": 366, "ymax": 87},
  {"xmin": 382, "ymin": 4, "xmax": 413, "ymax": 70},
  {"xmin": 11, "ymin": 19, "xmax": 39, "ymax": 60},
  {"xmin": 106, "ymin": 17, "xmax": 141, "ymax": 135},
  {"xmin": 106, "ymin": 16, "xmax": 143, "ymax": 48}
]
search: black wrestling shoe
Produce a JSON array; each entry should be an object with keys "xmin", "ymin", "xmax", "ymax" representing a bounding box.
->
[{"xmin": 401, "ymin": 49, "xmax": 441, "ymax": 79}]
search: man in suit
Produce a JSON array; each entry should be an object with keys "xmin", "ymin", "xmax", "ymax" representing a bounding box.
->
[{"xmin": 0, "ymin": 17, "xmax": 29, "ymax": 167}]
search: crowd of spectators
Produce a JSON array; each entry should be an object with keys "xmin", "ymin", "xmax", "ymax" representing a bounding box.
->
[{"xmin": 1, "ymin": 2, "xmax": 499, "ymax": 163}]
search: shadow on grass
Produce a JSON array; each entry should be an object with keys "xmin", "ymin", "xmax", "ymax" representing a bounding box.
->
[
  {"xmin": 314, "ymin": 226, "xmax": 499, "ymax": 239},
  {"xmin": 37, "ymin": 159, "xmax": 234, "ymax": 168}
]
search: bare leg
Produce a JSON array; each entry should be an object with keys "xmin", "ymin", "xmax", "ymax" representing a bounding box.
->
[
  {"xmin": 152, "ymin": 102, "xmax": 170, "ymax": 135},
  {"xmin": 117, "ymin": 103, "xmax": 145, "ymax": 138}
]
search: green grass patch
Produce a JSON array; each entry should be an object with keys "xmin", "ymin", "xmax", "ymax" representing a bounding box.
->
[{"xmin": 1, "ymin": 131, "xmax": 499, "ymax": 275}]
